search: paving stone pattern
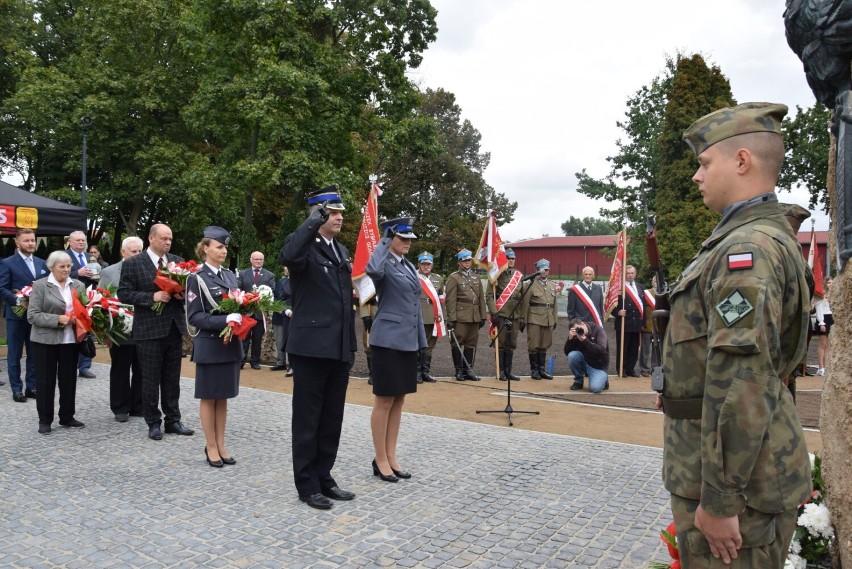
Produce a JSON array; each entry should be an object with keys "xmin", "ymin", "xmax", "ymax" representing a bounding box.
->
[{"xmin": 1, "ymin": 363, "xmax": 672, "ymax": 568}]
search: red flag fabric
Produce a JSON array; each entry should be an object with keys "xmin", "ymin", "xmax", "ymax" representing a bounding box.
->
[
  {"xmin": 605, "ymin": 229, "xmax": 628, "ymax": 319},
  {"xmin": 475, "ymin": 210, "xmax": 508, "ymax": 284},
  {"xmin": 807, "ymin": 225, "xmax": 825, "ymax": 299},
  {"xmin": 352, "ymin": 180, "xmax": 382, "ymax": 305}
]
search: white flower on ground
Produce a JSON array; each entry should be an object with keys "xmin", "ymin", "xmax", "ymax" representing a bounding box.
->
[
  {"xmin": 788, "ymin": 538, "xmax": 802, "ymax": 555},
  {"xmin": 799, "ymin": 503, "xmax": 834, "ymax": 539},
  {"xmin": 785, "ymin": 554, "xmax": 806, "ymax": 569}
]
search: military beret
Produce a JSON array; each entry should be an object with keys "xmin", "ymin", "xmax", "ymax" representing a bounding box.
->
[
  {"xmin": 203, "ymin": 226, "xmax": 231, "ymax": 245},
  {"xmin": 307, "ymin": 185, "xmax": 345, "ymax": 211},
  {"xmin": 779, "ymin": 202, "xmax": 811, "ymax": 223},
  {"xmin": 683, "ymin": 102, "xmax": 788, "ymax": 157},
  {"xmin": 417, "ymin": 251, "xmax": 434, "ymax": 264},
  {"xmin": 457, "ymin": 249, "xmax": 473, "ymax": 261},
  {"xmin": 381, "ymin": 216, "xmax": 417, "ymax": 239},
  {"xmin": 505, "ymin": 248, "xmax": 516, "ymax": 259}
]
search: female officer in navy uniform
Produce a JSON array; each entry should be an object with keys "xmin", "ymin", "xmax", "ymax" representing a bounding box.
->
[
  {"xmin": 186, "ymin": 226, "xmax": 244, "ymax": 468},
  {"xmin": 366, "ymin": 217, "xmax": 427, "ymax": 482}
]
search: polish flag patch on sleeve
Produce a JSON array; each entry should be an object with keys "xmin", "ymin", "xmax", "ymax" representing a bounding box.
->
[{"xmin": 727, "ymin": 252, "xmax": 754, "ymax": 270}]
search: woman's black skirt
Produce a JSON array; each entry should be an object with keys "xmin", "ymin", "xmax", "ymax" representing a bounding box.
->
[{"xmin": 371, "ymin": 345, "xmax": 418, "ymax": 397}]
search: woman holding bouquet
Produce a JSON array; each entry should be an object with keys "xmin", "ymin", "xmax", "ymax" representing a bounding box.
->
[
  {"xmin": 26, "ymin": 251, "xmax": 87, "ymax": 434},
  {"xmin": 186, "ymin": 226, "xmax": 244, "ymax": 467},
  {"xmin": 366, "ymin": 217, "xmax": 426, "ymax": 482}
]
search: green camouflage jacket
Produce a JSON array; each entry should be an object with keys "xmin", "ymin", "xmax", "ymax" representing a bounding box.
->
[{"xmin": 661, "ymin": 199, "xmax": 812, "ymax": 517}]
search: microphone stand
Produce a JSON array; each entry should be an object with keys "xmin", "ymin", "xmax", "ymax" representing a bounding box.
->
[{"xmin": 476, "ymin": 271, "xmax": 541, "ymax": 426}]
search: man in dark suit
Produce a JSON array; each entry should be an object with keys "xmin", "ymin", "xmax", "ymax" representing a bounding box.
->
[
  {"xmin": 100, "ymin": 236, "xmax": 144, "ymax": 422},
  {"xmin": 67, "ymin": 230, "xmax": 97, "ymax": 378},
  {"xmin": 237, "ymin": 251, "xmax": 276, "ymax": 369},
  {"xmin": 566, "ymin": 266, "xmax": 605, "ymax": 328},
  {"xmin": 610, "ymin": 264, "xmax": 646, "ymax": 377},
  {"xmin": 118, "ymin": 223, "xmax": 194, "ymax": 440},
  {"xmin": 270, "ymin": 269, "xmax": 292, "ymax": 373},
  {"xmin": 279, "ymin": 185, "xmax": 356, "ymax": 510},
  {"xmin": 0, "ymin": 229, "xmax": 48, "ymax": 401}
]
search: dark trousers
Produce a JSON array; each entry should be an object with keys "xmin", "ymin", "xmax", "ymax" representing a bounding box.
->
[
  {"xmin": 137, "ymin": 324, "xmax": 183, "ymax": 426},
  {"xmin": 614, "ymin": 325, "xmax": 640, "ymax": 374},
  {"xmin": 6, "ymin": 318, "xmax": 35, "ymax": 393},
  {"xmin": 32, "ymin": 342, "xmax": 78, "ymax": 425},
  {"xmin": 289, "ymin": 354, "xmax": 350, "ymax": 496},
  {"xmin": 109, "ymin": 343, "xmax": 143, "ymax": 416},
  {"xmin": 242, "ymin": 312, "xmax": 264, "ymax": 364}
]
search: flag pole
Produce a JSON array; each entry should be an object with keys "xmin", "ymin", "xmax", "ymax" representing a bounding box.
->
[
  {"xmin": 618, "ymin": 227, "xmax": 627, "ymax": 379},
  {"xmin": 492, "ymin": 287, "xmax": 500, "ymax": 380}
]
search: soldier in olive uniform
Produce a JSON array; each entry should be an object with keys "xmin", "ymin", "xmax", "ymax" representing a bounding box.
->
[
  {"xmin": 657, "ymin": 103, "xmax": 811, "ymax": 568},
  {"xmin": 416, "ymin": 252, "xmax": 444, "ymax": 383},
  {"xmin": 486, "ymin": 248, "xmax": 524, "ymax": 380},
  {"xmin": 360, "ymin": 298, "xmax": 379, "ymax": 385},
  {"xmin": 523, "ymin": 259, "xmax": 558, "ymax": 379},
  {"xmin": 445, "ymin": 249, "xmax": 487, "ymax": 380}
]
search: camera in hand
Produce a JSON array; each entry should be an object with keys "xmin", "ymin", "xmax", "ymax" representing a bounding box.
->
[{"xmin": 574, "ymin": 327, "xmax": 585, "ymax": 335}]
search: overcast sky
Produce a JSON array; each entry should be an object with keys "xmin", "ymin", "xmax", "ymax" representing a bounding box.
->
[{"xmin": 412, "ymin": 0, "xmax": 829, "ymax": 242}]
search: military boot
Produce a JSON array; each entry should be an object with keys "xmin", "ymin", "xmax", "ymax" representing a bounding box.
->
[
  {"xmin": 530, "ymin": 353, "xmax": 541, "ymax": 379},
  {"xmin": 421, "ymin": 355, "xmax": 437, "ymax": 382},
  {"xmin": 463, "ymin": 347, "xmax": 480, "ymax": 381},
  {"xmin": 452, "ymin": 346, "xmax": 465, "ymax": 381},
  {"xmin": 498, "ymin": 351, "xmax": 509, "ymax": 381},
  {"xmin": 538, "ymin": 351, "xmax": 553, "ymax": 380},
  {"xmin": 505, "ymin": 351, "xmax": 521, "ymax": 381}
]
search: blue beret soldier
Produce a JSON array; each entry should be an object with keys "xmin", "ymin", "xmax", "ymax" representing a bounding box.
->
[
  {"xmin": 485, "ymin": 248, "xmax": 525, "ymax": 380},
  {"xmin": 416, "ymin": 251, "xmax": 444, "ymax": 383},
  {"xmin": 522, "ymin": 259, "xmax": 558, "ymax": 379},
  {"xmin": 444, "ymin": 248, "xmax": 487, "ymax": 380}
]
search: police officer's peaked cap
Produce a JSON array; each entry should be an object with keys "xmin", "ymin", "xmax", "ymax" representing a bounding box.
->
[
  {"xmin": 505, "ymin": 248, "xmax": 516, "ymax": 259},
  {"xmin": 457, "ymin": 249, "xmax": 473, "ymax": 261},
  {"xmin": 203, "ymin": 226, "xmax": 231, "ymax": 245},
  {"xmin": 779, "ymin": 202, "xmax": 811, "ymax": 223},
  {"xmin": 306, "ymin": 185, "xmax": 345, "ymax": 211},
  {"xmin": 683, "ymin": 102, "xmax": 788, "ymax": 157},
  {"xmin": 381, "ymin": 217, "xmax": 417, "ymax": 239},
  {"xmin": 535, "ymin": 258, "xmax": 550, "ymax": 270},
  {"xmin": 417, "ymin": 251, "xmax": 434, "ymax": 264}
]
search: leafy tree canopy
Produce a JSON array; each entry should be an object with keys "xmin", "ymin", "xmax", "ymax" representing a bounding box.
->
[
  {"xmin": 778, "ymin": 102, "xmax": 831, "ymax": 213},
  {"xmin": 560, "ymin": 216, "xmax": 618, "ymax": 236}
]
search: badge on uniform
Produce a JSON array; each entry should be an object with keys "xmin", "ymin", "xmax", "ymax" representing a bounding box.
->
[
  {"xmin": 187, "ymin": 290, "xmax": 197, "ymax": 304},
  {"xmin": 727, "ymin": 252, "xmax": 753, "ymax": 271},
  {"xmin": 715, "ymin": 288, "xmax": 754, "ymax": 326}
]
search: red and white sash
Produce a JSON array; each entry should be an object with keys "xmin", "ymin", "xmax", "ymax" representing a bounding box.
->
[
  {"xmin": 419, "ymin": 274, "xmax": 446, "ymax": 338},
  {"xmin": 496, "ymin": 270, "xmax": 522, "ymax": 312},
  {"xmin": 644, "ymin": 289, "xmax": 656, "ymax": 310},
  {"xmin": 625, "ymin": 283, "xmax": 644, "ymax": 318},
  {"xmin": 571, "ymin": 283, "xmax": 602, "ymax": 326}
]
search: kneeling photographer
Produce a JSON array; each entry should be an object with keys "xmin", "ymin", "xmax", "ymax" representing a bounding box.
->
[{"xmin": 563, "ymin": 318, "xmax": 609, "ymax": 393}]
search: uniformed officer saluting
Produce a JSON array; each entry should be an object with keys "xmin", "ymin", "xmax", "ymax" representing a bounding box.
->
[
  {"xmin": 522, "ymin": 258, "xmax": 558, "ymax": 379},
  {"xmin": 658, "ymin": 103, "xmax": 811, "ymax": 567},
  {"xmin": 444, "ymin": 249, "xmax": 487, "ymax": 380}
]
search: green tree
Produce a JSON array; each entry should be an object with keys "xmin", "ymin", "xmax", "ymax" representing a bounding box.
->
[
  {"xmin": 778, "ymin": 102, "xmax": 831, "ymax": 212},
  {"xmin": 655, "ymin": 54, "xmax": 734, "ymax": 277},
  {"xmin": 560, "ymin": 216, "xmax": 618, "ymax": 236}
]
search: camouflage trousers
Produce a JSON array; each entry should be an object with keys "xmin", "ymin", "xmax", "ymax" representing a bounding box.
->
[{"xmin": 671, "ymin": 494, "xmax": 797, "ymax": 569}]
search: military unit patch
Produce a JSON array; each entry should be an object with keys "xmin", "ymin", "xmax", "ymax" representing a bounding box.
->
[
  {"xmin": 727, "ymin": 252, "xmax": 753, "ymax": 270},
  {"xmin": 715, "ymin": 288, "xmax": 754, "ymax": 326}
]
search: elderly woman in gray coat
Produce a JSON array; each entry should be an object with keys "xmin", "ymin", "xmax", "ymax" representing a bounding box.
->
[
  {"xmin": 366, "ymin": 217, "xmax": 427, "ymax": 482},
  {"xmin": 27, "ymin": 250, "xmax": 87, "ymax": 434}
]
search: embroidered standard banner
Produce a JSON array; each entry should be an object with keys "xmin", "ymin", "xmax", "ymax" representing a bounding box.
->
[
  {"xmin": 571, "ymin": 283, "xmax": 602, "ymax": 326},
  {"xmin": 419, "ymin": 274, "xmax": 446, "ymax": 338}
]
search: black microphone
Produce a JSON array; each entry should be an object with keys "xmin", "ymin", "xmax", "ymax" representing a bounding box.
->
[{"xmin": 522, "ymin": 270, "xmax": 544, "ymax": 282}]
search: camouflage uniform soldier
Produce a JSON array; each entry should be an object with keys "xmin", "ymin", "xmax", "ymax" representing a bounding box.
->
[
  {"xmin": 416, "ymin": 251, "xmax": 444, "ymax": 383},
  {"xmin": 486, "ymin": 248, "xmax": 524, "ymax": 380},
  {"xmin": 658, "ymin": 103, "xmax": 811, "ymax": 568},
  {"xmin": 523, "ymin": 259, "xmax": 558, "ymax": 379},
  {"xmin": 445, "ymin": 249, "xmax": 487, "ymax": 381}
]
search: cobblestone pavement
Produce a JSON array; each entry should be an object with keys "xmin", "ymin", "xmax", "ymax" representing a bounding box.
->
[{"xmin": 1, "ymin": 362, "xmax": 671, "ymax": 568}]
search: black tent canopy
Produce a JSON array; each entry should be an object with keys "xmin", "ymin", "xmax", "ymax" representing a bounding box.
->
[{"xmin": 0, "ymin": 180, "xmax": 87, "ymax": 236}]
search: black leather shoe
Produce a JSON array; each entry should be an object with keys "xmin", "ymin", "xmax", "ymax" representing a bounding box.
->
[
  {"xmin": 270, "ymin": 365, "xmax": 286, "ymax": 371},
  {"xmin": 391, "ymin": 467, "xmax": 412, "ymax": 479},
  {"xmin": 205, "ymin": 447, "xmax": 224, "ymax": 468},
  {"xmin": 220, "ymin": 455, "xmax": 236, "ymax": 466},
  {"xmin": 115, "ymin": 413, "xmax": 129, "ymax": 422},
  {"xmin": 59, "ymin": 418, "xmax": 85, "ymax": 428},
  {"xmin": 299, "ymin": 493, "xmax": 333, "ymax": 510},
  {"xmin": 570, "ymin": 382, "xmax": 584, "ymax": 391},
  {"xmin": 148, "ymin": 425, "xmax": 163, "ymax": 440},
  {"xmin": 604, "ymin": 381, "xmax": 610, "ymax": 390},
  {"xmin": 38, "ymin": 424, "xmax": 51, "ymax": 435},
  {"xmin": 13, "ymin": 392, "xmax": 27, "ymax": 403},
  {"xmin": 25, "ymin": 389, "xmax": 37, "ymax": 399},
  {"xmin": 78, "ymin": 369, "xmax": 96, "ymax": 379},
  {"xmin": 164, "ymin": 422, "xmax": 194, "ymax": 436},
  {"xmin": 251, "ymin": 363, "xmax": 261, "ymax": 370},
  {"xmin": 372, "ymin": 459, "xmax": 399, "ymax": 483},
  {"xmin": 421, "ymin": 374, "xmax": 437, "ymax": 383},
  {"xmin": 321, "ymin": 486, "xmax": 355, "ymax": 501}
]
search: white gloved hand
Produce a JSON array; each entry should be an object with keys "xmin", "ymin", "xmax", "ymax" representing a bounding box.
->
[
  {"xmin": 285, "ymin": 309, "xmax": 293, "ymax": 318},
  {"xmin": 226, "ymin": 313, "xmax": 243, "ymax": 324}
]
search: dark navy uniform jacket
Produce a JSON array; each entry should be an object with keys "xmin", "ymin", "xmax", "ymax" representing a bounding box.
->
[{"xmin": 186, "ymin": 263, "xmax": 244, "ymax": 364}]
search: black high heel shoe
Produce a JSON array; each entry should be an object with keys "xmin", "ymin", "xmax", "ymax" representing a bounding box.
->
[
  {"xmin": 391, "ymin": 467, "xmax": 411, "ymax": 479},
  {"xmin": 372, "ymin": 459, "xmax": 398, "ymax": 483},
  {"xmin": 205, "ymin": 447, "xmax": 223, "ymax": 468},
  {"xmin": 220, "ymin": 455, "xmax": 236, "ymax": 466}
]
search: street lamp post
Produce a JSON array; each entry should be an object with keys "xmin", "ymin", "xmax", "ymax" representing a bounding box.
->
[{"xmin": 80, "ymin": 116, "xmax": 92, "ymax": 213}]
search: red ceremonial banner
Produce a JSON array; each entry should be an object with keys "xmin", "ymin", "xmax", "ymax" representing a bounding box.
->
[
  {"xmin": 475, "ymin": 210, "xmax": 508, "ymax": 284},
  {"xmin": 605, "ymin": 229, "xmax": 628, "ymax": 319},
  {"xmin": 352, "ymin": 180, "xmax": 382, "ymax": 305}
]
